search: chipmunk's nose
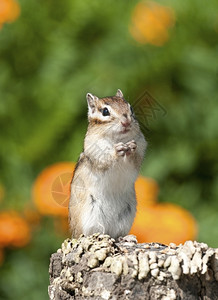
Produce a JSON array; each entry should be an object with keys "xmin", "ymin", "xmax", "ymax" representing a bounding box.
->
[{"xmin": 121, "ymin": 114, "xmax": 131, "ymax": 127}]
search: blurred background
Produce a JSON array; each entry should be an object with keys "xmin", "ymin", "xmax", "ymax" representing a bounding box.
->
[{"xmin": 0, "ymin": 0, "xmax": 218, "ymax": 299}]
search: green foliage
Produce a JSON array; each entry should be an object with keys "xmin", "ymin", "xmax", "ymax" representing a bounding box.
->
[{"xmin": 0, "ymin": 0, "xmax": 218, "ymax": 299}]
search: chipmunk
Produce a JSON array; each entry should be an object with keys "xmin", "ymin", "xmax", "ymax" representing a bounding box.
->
[{"xmin": 69, "ymin": 89, "xmax": 146, "ymax": 239}]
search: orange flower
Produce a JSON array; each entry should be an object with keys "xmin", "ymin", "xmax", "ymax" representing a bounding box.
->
[
  {"xmin": 135, "ymin": 176, "xmax": 158, "ymax": 207},
  {"xmin": 0, "ymin": 211, "xmax": 31, "ymax": 248},
  {"xmin": 32, "ymin": 162, "xmax": 75, "ymax": 217},
  {"xmin": 130, "ymin": 1, "xmax": 175, "ymax": 46},
  {"xmin": 0, "ymin": 0, "xmax": 20, "ymax": 27},
  {"xmin": 130, "ymin": 202, "xmax": 198, "ymax": 245},
  {"xmin": 131, "ymin": 175, "xmax": 198, "ymax": 244}
]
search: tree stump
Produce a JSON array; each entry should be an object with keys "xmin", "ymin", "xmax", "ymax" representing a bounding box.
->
[{"xmin": 48, "ymin": 234, "xmax": 218, "ymax": 300}]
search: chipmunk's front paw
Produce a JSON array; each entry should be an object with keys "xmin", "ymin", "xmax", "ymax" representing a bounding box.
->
[
  {"xmin": 126, "ymin": 140, "xmax": 137, "ymax": 155},
  {"xmin": 115, "ymin": 142, "xmax": 128, "ymax": 157}
]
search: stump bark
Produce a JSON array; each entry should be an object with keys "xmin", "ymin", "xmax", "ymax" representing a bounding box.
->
[{"xmin": 48, "ymin": 234, "xmax": 218, "ymax": 300}]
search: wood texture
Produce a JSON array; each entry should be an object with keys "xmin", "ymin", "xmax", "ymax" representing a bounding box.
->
[{"xmin": 48, "ymin": 234, "xmax": 218, "ymax": 300}]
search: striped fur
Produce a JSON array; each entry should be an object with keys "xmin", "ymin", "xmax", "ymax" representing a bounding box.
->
[{"xmin": 69, "ymin": 90, "xmax": 146, "ymax": 239}]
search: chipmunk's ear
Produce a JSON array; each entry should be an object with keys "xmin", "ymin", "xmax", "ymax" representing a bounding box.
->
[
  {"xmin": 86, "ymin": 93, "xmax": 98, "ymax": 114},
  {"xmin": 115, "ymin": 89, "xmax": 123, "ymax": 98}
]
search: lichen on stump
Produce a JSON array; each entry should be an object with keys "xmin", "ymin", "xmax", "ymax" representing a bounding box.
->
[{"xmin": 49, "ymin": 234, "xmax": 218, "ymax": 300}]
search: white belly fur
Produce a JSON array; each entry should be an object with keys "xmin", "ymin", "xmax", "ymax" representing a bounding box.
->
[{"xmin": 81, "ymin": 157, "xmax": 138, "ymax": 239}]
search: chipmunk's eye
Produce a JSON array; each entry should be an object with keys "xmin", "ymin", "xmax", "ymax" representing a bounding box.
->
[{"xmin": 102, "ymin": 107, "xmax": 110, "ymax": 116}]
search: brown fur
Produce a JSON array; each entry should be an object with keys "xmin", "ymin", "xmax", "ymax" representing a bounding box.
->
[{"xmin": 69, "ymin": 91, "xmax": 146, "ymax": 239}]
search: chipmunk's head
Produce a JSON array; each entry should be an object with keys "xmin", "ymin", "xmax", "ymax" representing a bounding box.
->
[{"xmin": 86, "ymin": 89, "xmax": 140, "ymax": 139}]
